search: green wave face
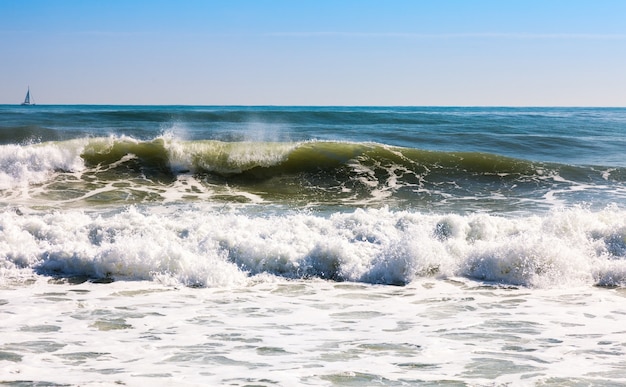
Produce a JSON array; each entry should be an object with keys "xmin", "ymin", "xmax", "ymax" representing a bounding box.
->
[{"xmin": 1, "ymin": 136, "xmax": 625, "ymax": 211}]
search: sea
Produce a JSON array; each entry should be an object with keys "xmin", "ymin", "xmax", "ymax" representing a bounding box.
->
[{"xmin": 1, "ymin": 105, "xmax": 626, "ymax": 386}]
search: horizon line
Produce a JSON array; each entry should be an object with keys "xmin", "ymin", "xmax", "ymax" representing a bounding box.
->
[{"xmin": 2, "ymin": 103, "xmax": 625, "ymax": 109}]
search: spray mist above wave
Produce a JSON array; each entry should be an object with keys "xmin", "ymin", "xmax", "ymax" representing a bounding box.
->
[
  {"xmin": 165, "ymin": 138, "xmax": 300, "ymax": 174},
  {"xmin": 1, "ymin": 205, "xmax": 625, "ymax": 288}
]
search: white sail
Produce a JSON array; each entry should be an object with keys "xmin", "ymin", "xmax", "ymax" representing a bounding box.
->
[{"xmin": 21, "ymin": 87, "xmax": 34, "ymax": 105}]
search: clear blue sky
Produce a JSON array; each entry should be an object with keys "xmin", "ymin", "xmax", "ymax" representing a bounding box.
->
[{"xmin": 2, "ymin": 0, "xmax": 625, "ymax": 106}]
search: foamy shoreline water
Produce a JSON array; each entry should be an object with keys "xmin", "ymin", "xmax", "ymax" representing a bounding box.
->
[{"xmin": 1, "ymin": 277, "xmax": 625, "ymax": 386}]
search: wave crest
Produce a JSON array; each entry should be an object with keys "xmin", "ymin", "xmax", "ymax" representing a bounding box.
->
[
  {"xmin": 2, "ymin": 136, "xmax": 625, "ymax": 210},
  {"xmin": 0, "ymin": 140, "xmax": 85, "ymax": 190}
]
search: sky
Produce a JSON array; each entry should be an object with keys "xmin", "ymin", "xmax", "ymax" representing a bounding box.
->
[{"xmin": 1, "ymin": 0, "xmax": 626, "ymax": 106}]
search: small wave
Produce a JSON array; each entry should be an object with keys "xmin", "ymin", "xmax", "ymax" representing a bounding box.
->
[{"xmin": 81, "ymin": 136, "xmax": 172, "ymax": 172}]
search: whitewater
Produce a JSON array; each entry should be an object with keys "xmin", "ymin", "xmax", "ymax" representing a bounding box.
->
[{"xmin": 1, "ymin": 105, "xmax": 626, "ymax": 386}]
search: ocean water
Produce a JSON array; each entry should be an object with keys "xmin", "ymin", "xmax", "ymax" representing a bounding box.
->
[{"xmin": 1, "ymin": 105, "xmax": 626, "ymax": 385}]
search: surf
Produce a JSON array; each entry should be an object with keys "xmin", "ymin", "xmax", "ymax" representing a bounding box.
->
[
  {"xmin": 1, "ymin": 135, "xmax": 625, "ymax": 211},
  {"xmin": 1, "ymin": 205, "xmax": 625, "ymax": 288}
]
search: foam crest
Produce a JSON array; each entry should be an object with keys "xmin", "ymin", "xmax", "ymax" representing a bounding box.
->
[
  {"xmin": 1, "ymin": 205, "xmax": 625, "ymax": 288},
  {"xmin": 0, "ymin": 141, "xmax": 85, "ymax": 190},
  {"xmin": 0, "ymin": 207, "xmax": 246, "ymax": 287}
]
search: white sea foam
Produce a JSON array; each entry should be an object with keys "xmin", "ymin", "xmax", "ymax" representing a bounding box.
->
[
  {"xmin": 0, "ymin": 141, "xmax": 85, "ymax": 190},
  {"xmin": 1, "ymin": 205, "xmax": 625, "ymax": 288},
  {"xmin": 1, "ymin": 277, "xmax": 625, "ymax": 386}
]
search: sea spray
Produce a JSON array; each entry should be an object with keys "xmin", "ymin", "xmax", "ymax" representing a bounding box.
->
[{"xmin": 164, "ymin": 138, "xmax": 299, "ymax": 174}]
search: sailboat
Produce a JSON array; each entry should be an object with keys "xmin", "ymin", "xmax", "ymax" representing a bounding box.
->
[{"xmin": 21, "ymin": 87, "xmax": 34, "ymax": 105}]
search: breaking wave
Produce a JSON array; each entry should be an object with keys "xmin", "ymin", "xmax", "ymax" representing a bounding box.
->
[
  {"xmin": 1, "ymin": 135, "xmax": 625, "ymax": 210},
  {"xmin": 1, "ymin": 205, "xmax": 625, "ymax": 288}
]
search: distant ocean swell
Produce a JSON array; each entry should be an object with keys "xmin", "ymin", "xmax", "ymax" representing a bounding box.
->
[
  {"xmin": 1, "ymin": 206, "xmax": 625, "ymax": 288},
  {"xmin": 1, "ymin": 135, "xmax": 625, "ymax": 207}
]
